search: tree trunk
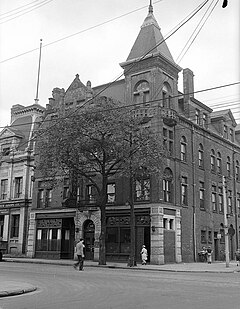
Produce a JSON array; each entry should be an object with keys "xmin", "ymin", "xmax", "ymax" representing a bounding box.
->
[
  {"xmin": 98, "ymin": 175, "xmax": 108, "ymax": 265},
  {"xmin": 99, "ymin": 205, "xmax": 106, "ymax": 265},
  {"xmin": 129, "ymin": 172, "xmax": 136, "ymax": 267}
]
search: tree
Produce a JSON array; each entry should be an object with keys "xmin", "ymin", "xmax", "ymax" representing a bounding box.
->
[{"xmin": 37, "ymin": 96, "xmax": 164, "ymax": 265}]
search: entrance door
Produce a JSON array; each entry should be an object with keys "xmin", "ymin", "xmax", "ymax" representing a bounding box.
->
[{"xmin": 83, "ymin": 220, "xmax": 95, "ymax": 260}]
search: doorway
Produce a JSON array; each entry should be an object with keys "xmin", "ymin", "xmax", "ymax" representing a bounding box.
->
[{"xmin": 83, "ymin": 220, "xmax": 95, "ymax": 260}]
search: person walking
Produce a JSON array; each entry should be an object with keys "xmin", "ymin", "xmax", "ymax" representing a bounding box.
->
[
  {"xmin": 207, "ymin": 246, "xmax": 212, "ymax": 264},
  {"xmin": 140, "ymin": 245, "xmax": 148, "ymax": 265},
  {"xmin": 73, "ymin": 238, "xmax": 85, "ymax": 271}
]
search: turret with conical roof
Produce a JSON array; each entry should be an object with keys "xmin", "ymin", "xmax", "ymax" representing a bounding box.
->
[{"xmin": 120, "ymin": 2, "xmax": 182, "ymax": 115}]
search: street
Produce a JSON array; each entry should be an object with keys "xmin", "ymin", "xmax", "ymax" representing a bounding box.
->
[{"xmin": 0, "ymin": 262, "xmax": 239, "ymax": 309}]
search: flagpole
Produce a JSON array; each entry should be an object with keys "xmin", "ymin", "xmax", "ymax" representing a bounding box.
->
[{"xmin": 34, "ymin": 39, "xmax": 42, "ymax": 104}]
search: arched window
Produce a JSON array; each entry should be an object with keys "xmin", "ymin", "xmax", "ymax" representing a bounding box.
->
[
  {"xmin": 217, "ymin": 152, "xmax": 222, "ymax": 174},
  {"xmin": 198, "ymin": 144, "xmax": 204, "ymax": 168},
  {"xmin": 227, "ymin": 156, "xmax": 231, "ymax": 177},
  {"xmin": 210, "ymin": 149, "xmax": 216, "ymax": 172},
  {"xmin": 236, "ymin": 160, "xmax": 240, "ymax": 181},
  {"xmin": 161, "ymin": 83, "xmax": 172, "ymax": 108},
  {"xmin": 163, "ymin": 168, "xmax": 173, "ymax": 203},
  {"xmin": 133, "ymin": 81, "xmax": 150, "ymax": 104},
  {"xmin": 180, "ymin": 136, "xmax": 187, "ymax": 162}
]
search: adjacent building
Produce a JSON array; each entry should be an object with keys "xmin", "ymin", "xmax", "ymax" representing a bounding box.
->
[{"xmin": 0, "ymin": 103, "xmax": 45, "ymax": 254}]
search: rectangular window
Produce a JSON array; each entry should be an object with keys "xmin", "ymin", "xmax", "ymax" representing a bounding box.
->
[
  {"xmin": 228, "ymin": 190, "xmax": 233, "ymax": 214},
  {"xmin": 63, "ymin": 178, "xmax": 70, "ymax": 199},
  {"xmin": 218, "ymin": 187, "xmax": 223, "ymax": 213},
  {"xmin": 86, "ymin": 185, "xmax": 96, "ymax": 204},
  {"xmin": 37, "ymin": 189, "xmax": 44, "ymax": 208},
  {"xmin": 201, "ymin": 230, "xmax": 207, "ymax": 243},
  {"xmin": 46, "ymin": 189, "xmax": 52, "ymax": 207},
  {"xmin": 135, "ymin": 179, "xmax": 150, "ymax": 202},
  {"xmin": 0, "ymin": 215, "xmax": 4, "ymax": 238},
  {"xmin": 223, "ymin": 125, "xmax": 228, "ymax": 138},
  {"xmin": 211, "ymin": 185, "xmax": 217, "ymax": 212},
  {"xmin": 11, "ymin": 214, "xmax": 20, "ymax": 238},
  {"xmin": 163, "ymin": 179, "xmax": 172, "ymax": 203},
  {"xmin": 1, "ymin": 179, "xmax": 8, "ymax": 200},
  {"xmin": 217, "ymin": 158, "xmax": 222, "ymax": 174},
  {"xmin": 163, "ymin": 128, "xmax": 174, "ymax": 157},
  {"xmin": 107, "ymin": 183, "xmax": 116, "ymax": 203},
  {"xmin": 181, "ymin": 176, "xmax": 188, "ymax": 206},
  {"xmin": 208, "ymin": 230, "xmax": 212, "ymax": 243},
  {"xmin": 227, "ymin": 161, "xmax": 231, "ymax": 177},
  {"xmin": 229, "ymin": 128, "xmax": 234, "ymax": 141},
  {"xmin": 195, "ymin": 109, "xmax": 200, "ymax": 125},
  {"xmin": 202, "ymin": 113, "xmax": 207, "ymax": 128},
  {"xmin": 237, "ymin": 193, "xmax": 240, "ymax": 216},
  {"xmin": 14, "ymin": 177, "xmax": 23, "ymax": 198},
  {"xmin": 199, "ymin": 181, "xmax": 205, "ymax": 210}
]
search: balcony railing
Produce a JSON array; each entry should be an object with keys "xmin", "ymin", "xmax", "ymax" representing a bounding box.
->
[{"xmin": 161, "ymin": 108, "xmax": 178, "ymax": 126}]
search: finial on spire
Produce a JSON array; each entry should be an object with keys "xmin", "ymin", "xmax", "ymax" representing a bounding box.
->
[{"xmin": 149, "ymin": 0, "xmax": 153, "ymax": 14}]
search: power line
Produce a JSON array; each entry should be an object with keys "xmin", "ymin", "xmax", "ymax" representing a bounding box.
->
[
  {"xmin": 0, "ymin": 0, "xmax": 40, "ymax": 17},
  {"xmin": 1, "ymin": 80, "xmax": 239, "ymax": 131},
  {"xmin": 0, "ymin": 0, "xmax": 55, "ymax": 24},
  {"xmin": 176, "ymin": 0, "xmax": 218, "ymax": 63},
  {"xmin": 0, "ymin": 0, "xmax": 163, "ymax": 64}
]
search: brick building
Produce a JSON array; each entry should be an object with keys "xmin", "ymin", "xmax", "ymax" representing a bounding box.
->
[
  {"xmin": 0, "ymin": 103, "xmax": 45, "ymax": 254},
  {"xmin": 26, "ymin": 4, "xmax": 240, "ymax": 263}
]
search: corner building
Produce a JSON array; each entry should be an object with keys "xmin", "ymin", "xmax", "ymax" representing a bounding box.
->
[{"xmin": 27, "ymin": 5, "xmax": 240, "ymax": 263}]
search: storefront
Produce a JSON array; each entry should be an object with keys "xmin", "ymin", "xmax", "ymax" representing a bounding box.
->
[
  {"xmin": 106, "ymin": 210, "xmax": 150, "ymax": 262},
  {"xmin": 29, "ymin": 212, "xmax": 75, "ymax": 259}
]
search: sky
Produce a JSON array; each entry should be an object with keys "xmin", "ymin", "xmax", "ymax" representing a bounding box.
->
[{"xmin": 0, "ymin": 0, "xmax": 239, "ymax": 129}]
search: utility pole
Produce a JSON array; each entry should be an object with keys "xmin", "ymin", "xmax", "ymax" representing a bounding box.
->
[{"xmin": 222, "ymin": 176, "xmax": 230, "ymax": 267}]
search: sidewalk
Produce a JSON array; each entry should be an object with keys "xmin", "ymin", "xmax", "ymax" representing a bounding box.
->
[{"xmin": 1, "ymin": 256, "xmax": 239, "ymax": 298}]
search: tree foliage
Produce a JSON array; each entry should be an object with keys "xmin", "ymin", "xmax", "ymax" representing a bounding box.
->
[{"xmin": 37, "ymin": 96, "xmax": 164, "ymax": 264}]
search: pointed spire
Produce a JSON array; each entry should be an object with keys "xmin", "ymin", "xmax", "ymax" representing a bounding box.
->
[{"xmin": 149, "ymin": 0, "xmax": 153, "ymax": 14}]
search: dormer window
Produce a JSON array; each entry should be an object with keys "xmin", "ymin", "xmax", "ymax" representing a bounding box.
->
[
  {"xmin": 223, "ymin": 125, "xmax": 228, "ymax": 138},
  {"xmin": 229, "ymin": 128, "xmax": 234, "ymax": 142},
  {"xmin": 202, "ymin": 113, "xmax": 207, "ymax": 128},
  {"xmin": 195, "ymin": 109, "xmax": 200, "ymax": 125}
]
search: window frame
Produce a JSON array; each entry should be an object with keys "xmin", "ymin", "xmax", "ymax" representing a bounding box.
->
[{"xmin": 14, "ymin": 177, "xmax": 23, "ymax": 198}]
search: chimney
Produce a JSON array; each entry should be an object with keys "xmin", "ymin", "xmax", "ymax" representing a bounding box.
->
[
  {"xmin": 11, "ymin": 104, "xmax": 24, "ymax": 123},
  {"xmin": 183, "ymin": 68, "xmax": 194, "ymax": 100},
  {"xmin": 183, "ymin": 68, "xmax": 194, "ymax": 118}
]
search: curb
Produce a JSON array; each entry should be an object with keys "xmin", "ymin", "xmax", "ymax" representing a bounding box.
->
[
  {"xmin": 2, "ymin": 258, "xmax": 240, "ymax": 274},
  {"xmin": 0, "ymin": 286, "xmax": 37, "ymax": 298}
]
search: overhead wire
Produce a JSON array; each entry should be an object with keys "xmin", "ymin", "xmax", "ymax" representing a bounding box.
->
[
  {"xmin": 176, "ymin": 0, "xmax": 219, "ymax": 63},
  {"xmin": 0, "ymin": 0, "xmax": 40, "ymax": 17},
  {"xmin": 0, "ymin": 0, "xmax": 55, "ymax": 24},
  {"xmin": 2, "ymin": 0, "xmax": 239, "ymax": 152},
  {"xmin": 1, "ymin": 80, "xmax": 239, "ymax": 131},
  {"xmin": 0, "ymin": 0, "xmax": 163, "ymax": 64}
]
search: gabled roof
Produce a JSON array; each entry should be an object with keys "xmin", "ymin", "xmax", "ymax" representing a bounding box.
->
[
  {"xmin": 0, "ymin": 126, "xmax": 24, "ymax": 140},
  {"xmin": 126, "ymin": 5, "xmax": 174, "ymax": 64},
  {"xmin": 65, "ymin": 74, "xmax": 87, "ymax": 94},
  {"xmin": 210, "ymin": 109, "xmax": 237, "ymax": 127}
]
